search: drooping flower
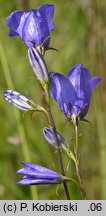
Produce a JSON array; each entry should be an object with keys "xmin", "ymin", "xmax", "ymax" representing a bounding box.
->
[
  {"xmin": 3, "ymin": 90, "xmax": 32, "ymax": 111},
  {"xmin": 17, "ymin": 162, "xmax": 62, "ymax": 185},
  {"xmin": 28, "ymin": 47, "xmax": 49, "ymax": 82},
  {"xmin": 50, "ymin": 64, "xmax": 102, "ymax": 121},
  {"xmin": 6, "ymin": 4, "xmax": 54, "ymax": 50},
  {"xmin": 43, "ymin": 127, "xmax": 65, "ymax": 148}
]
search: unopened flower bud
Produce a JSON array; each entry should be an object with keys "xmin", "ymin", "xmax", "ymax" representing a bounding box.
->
[
  {"xmin": 28, "ymin": 47, "xmax": 49, "ymax": 82},
  {"xmin": 43, "ymin": 127, "xmax": 65, "ymax": 148},
  {"xmin": 3, "ymin": 90, "xmax": 32, "ymax": 111}
]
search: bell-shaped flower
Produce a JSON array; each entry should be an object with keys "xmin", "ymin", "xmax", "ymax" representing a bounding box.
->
[
  {"xmin": 43, "ymin": 127, "xmax": 65, "ymax": 148},
  {"xmin": 6, "ymin": 4, "xmax": 54, "ymax": 49},
  {"xmin": 3, "ymin": 90, "xmax": 32, "ymax": 111},
  {"xmin": 28, "ymin": 47, "xmax": 49, "ymax": 82},
  {"xmin": 17, "ymin": 162, "xmax": 62, "ymax": 185},
  {"xmin": 50, "ymin": 64, "xmax": 102, "ymax": 121}
]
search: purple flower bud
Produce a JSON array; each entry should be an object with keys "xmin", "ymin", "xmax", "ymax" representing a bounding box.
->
[
  {"xmin": 28, "ymin": 47, "xmax": 49, "ymax": 82},
  {"xmin": 43, "ymin": 127, "xmax": 65, "ymax": 148},
  {"xmin": 3, "ymin": 90, "xmax": 32, "ymax": 111},
  {"xmin": 6, "ymin": 4, "xmax": 54, "ymax": 48},
  {"xmin": 50, "ymin": 64, "xmax": 102, "ymax": 120},
  {"xmin": 17, "ymin": 162, "xmax": 61, "ymax": 185}
]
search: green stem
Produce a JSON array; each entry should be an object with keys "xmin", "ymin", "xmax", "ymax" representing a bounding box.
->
[
  {"xmin": 75, "ymin": 125, "xmax": 78, "ymax": 158},
  {"xmin": 75, "ymin": 124, "xmax": 87, "ymax": 200},
  {"xmin": 0, "ymin": 40, "xmax": 38, "ymax": 199},
  {"xmin": 46, "ymin": 104, "xmax": 70, "ymax": 200}
]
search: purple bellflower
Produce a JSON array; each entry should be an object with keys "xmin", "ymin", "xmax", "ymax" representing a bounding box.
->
[
  {"xmin": 3, "ymin": 90, "xmax": 32, "ymax": 111},
  {"xmin": 17, "ymin": 162, "xmax": 62, "ymax": 185},
  {"xmin": 43, "ymin": 127, "xmax": 65, "ymax": 149},
  {"xmin": 28, "ymin": 47, "xmax": 49, "ymax": 82},
  {"xmin": 6, "ymin": 4, "xmax": 54, "ymax": 50},
  {"xmin": 50, "ymin": 64, "xmax": 102, "ymax": 122}
]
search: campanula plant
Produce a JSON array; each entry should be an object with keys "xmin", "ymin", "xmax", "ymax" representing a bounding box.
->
[
  {"xmin": 50, "ymin": 64, "xmax": 101, "ymax": 199},
  {"xmin": 4, "ymin": 3, "xmax": 102, "ymax": 200}
]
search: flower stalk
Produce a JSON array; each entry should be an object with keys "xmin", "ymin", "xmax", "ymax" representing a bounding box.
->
[
  {"xmin": 46, "ymin": 103, "xmax": 70, "ymax": 200},
  {"xmin": 74, "ymin": 122, "xmax": 87, "ymax": 200}
]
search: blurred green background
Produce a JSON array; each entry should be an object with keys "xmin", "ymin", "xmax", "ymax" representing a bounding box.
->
[{"xmin": 0, "ymin": 0, "xmax": 106, "ymax": 200}]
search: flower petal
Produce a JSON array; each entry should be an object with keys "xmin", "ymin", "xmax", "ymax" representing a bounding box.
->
[
  {"xmin": 50, "ymin": 73, "xmax": 77, "ymax": 118},
  {"xmin": 67, "ymin": 65, "xmax": 91, "ymax": 116},
  {"xmin": 17, "ymin": 162, "xmax": 61, "ymax": 179},
  {"xmin": 89, "ymin": 76, "xmax": 102, "ymax": 91},
  {"xmin": 6, "ymin": 10, "xmax": 24, "ymax": 37},
  {"xmin": 39, "ymin": 4, "xmax": 54, "ymax": 31},
  {"xmin": 21, "ymin": 10, "xmax": 48, "ymax": 46},
  {"xmin": 17, "ymin": 176, "xmax": 60, "ymax": 185},
  {"xmin": 67, "ymin": 64, "xmax": 84, "ymax": 84}
]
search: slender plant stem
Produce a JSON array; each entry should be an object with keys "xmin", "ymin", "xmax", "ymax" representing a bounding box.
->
[
  {"xmin": 75, "ymin": 125, "xmax": 78, "ymax": 158},
  {"xmin": 47, "ymin": 104, "xmax": 70, "ymax": 200},
  {"xmin": 0, "ymin": 40, "xmax": 38, "ymax": 199},
  {"xmin": 75, "ymin": 124, "xmax": 87, "ymax": 200}
]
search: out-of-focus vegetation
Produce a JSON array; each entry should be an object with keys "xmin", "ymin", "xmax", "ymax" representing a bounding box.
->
[{"xmin": 0, "ymin": 0, "xmax": 106, "ymax": 199}]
